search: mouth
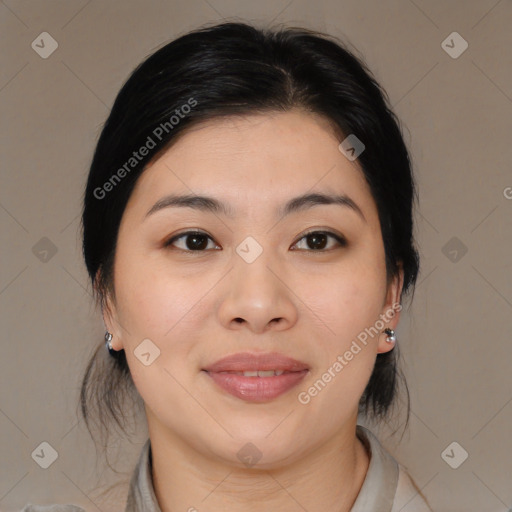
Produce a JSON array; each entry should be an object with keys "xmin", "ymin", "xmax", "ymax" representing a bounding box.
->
[
  {"xmin": 201, "ymin": 352, "xmax": 310, "ymax": 402},
  {"xmin": 201, "ymin": 352, "xmax": 309, "ymax": 402}
]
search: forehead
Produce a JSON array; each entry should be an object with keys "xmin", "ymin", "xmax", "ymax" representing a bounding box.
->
[{"xmin": 125, "ymin": 110, "xmax": 376, "ymax": 220}]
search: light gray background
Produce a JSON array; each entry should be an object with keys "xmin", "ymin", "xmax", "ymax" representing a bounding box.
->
[{"xmin": 1, "ymin": 1, "xmax": 511, "ymax": 511}]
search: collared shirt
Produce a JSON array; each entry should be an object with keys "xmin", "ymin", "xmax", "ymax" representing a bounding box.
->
[{"xmin": 22, "ymin": 425, "xmax": 433, "ymax": 512}]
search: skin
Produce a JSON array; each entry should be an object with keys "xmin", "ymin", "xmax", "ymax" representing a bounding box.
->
[{"xmin": 102, "ymin": 109, "xmax": 403, "ymax": 512}]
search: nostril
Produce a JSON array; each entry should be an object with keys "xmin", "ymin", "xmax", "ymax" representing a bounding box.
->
[{"xmin": 234, "ymin": 318, "xmax": 244, "ymax": 323}]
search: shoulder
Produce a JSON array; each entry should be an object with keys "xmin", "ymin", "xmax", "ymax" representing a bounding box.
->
[
  {"xmin": 390, "ymin": 464, "xmax": 433, "ymax": 512},
  {"xmin": 354, "ymin": 425, "xmax": 433, "ymax": 512},
  {"xmin": 21, "ymin": 505, "xmax": 86, "ymax": 511}
]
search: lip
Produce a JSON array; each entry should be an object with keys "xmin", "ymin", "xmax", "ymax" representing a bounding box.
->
[
  {"xmin": 202, "ymin": 352, "xmax": 310, "ymax": 402},
  {"xmin": 204, "ymin": 370, "xmax": 309, "ymax": 402},
  {"xmin": 202, "ymin": 352, "xmax": 310, "ymax": 373}
]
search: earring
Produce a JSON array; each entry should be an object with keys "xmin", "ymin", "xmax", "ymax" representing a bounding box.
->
[
  {"xmin": 105, "ymin": 331, "xmax": 116, "ymax": 355},
  {"xmin": 383, "ymin": 328, "xmax": 396, "ymax": 344}
]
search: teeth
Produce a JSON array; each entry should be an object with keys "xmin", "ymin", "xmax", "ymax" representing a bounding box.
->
[
  {"xmin": 218, "ymin": 370, "xmax": 286, "ymax": 377},
  {"xmin": 256, "ymin": 370, "xmax": 278, "ymax": 377}
]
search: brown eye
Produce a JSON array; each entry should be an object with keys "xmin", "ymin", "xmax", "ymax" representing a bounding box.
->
[
  {"xmin": 292, "ymin": 231, "xmax": 347, "ymax": 251},
  {"xmin": 164, "ymin": 231, "xmax": 219, "ymax": 252}
]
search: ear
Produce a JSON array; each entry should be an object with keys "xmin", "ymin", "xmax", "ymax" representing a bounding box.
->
[
  {"xmin": 376, "ymin": 265, "xmax": 404, "ymax": 355},
  {"xmin": 94, "ymin": 269, "xmax": 124, "ymax": 351}
]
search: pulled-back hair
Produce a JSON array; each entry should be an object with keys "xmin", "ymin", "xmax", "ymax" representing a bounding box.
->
[{"xmin": 80, "ymin": 21, "xmax": 420, "ymax": 451}]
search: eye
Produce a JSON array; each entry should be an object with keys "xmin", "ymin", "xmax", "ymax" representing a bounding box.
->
[
  {"xmin": 291, "ymin": 230, "xmax": 347, "ymax": 251},
  {"xmin": 164, "ymin": 231, "xmax": 219, "ymax": 252},
  {"xmin": 164, "ymin": 229, "xmax": 347, "ymax": 253}
]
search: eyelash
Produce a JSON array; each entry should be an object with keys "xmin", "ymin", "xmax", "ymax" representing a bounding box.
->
[{"xmin": 163, "ymin": 229, "xmax": 347, "ymax": 253}]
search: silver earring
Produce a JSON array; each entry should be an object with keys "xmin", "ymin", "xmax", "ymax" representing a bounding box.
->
[
  {"xmin": 383, "ymin": 328, "xmax": 396, "ymax": 344},
  {"xmin": 105, "ymin": 331, "xmax": 116, "ymax": 355}
]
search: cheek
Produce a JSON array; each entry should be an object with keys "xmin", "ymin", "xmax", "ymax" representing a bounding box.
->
[
  {"xmin": 310, "ymin": 278, "xmax": 382, "ymax": 386},
  {"xmin": 113, "ymin": 258, "xmax": 205, "ymax": 413},
  {"xmin": 293, "ymin": 253, "xmax": 386, "ymax": 408},
  {"xmin": 300, "ymin": 259, "xmax": 386, "ymax": 342},
  {"xmin": 296, "ymin": 277, "xmax": 380, "ymax": 423},
  {"xmin": 114, "ymin": 253, "xmax": 206, "ymax": 338},
  {"xmin": 112, "ymin": 253, "xmax": 218, "ymax": 390}
]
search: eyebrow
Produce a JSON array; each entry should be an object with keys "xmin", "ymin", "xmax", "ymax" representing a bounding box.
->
[{"xmin": 145, "ymin": 192, "xmax": 366, "ymax": 222}]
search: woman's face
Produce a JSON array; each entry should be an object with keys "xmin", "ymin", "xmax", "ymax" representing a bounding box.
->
[{"xmin": 104, "ymin": 110, "xmax": 402, "ymax": 466}]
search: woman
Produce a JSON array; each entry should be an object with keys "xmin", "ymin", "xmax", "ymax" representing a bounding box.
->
[{"xmin": 24, "ymin": 21, "xmax": 432, "ymax": 512}]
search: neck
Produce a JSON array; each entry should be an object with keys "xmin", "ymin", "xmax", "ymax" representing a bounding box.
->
[{"xmin": 147, "ymin": 413, "xmax": 370, "ymax": 512}]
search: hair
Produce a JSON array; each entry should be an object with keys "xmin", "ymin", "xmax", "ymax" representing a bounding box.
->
[{"xmin": 79, "ymin": 20, "xmax": 420, "ymax": 453}]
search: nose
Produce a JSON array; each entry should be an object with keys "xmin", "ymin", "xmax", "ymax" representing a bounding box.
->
[{"xmin": 217, "ymin": 250, "xmax": 299, "ymax": 334}]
